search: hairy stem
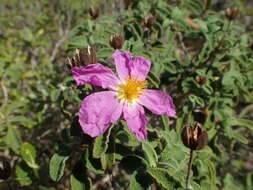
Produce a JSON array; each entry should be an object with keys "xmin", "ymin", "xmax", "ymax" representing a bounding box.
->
[{"xmin": 186, "ymin": 149, "xmax": 194, "ymax": 189}]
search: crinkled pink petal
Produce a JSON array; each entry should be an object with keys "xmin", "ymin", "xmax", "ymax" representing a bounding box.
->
[
  {"xmin": 123, "ymin": 104, "xmax": 148, "ymax": 140},
  {"xmin": 112, "ymin": 50, "xmax": 132, "ymax": 81},
  {"xmin": 130, "ymin": 56, "xmax": 151, "ymax": 80},
  {"xmin": 139, "ymin": 89, "xmax": 176, "ymax": 117},
  {"xmin": 79, "ymin": 91, "xmax": 123, "ymax": 137},
  {"xmin": 71, "ymin": 63, "xmax": 118, "ymax": 89},
  {"xmin": 113, "ymin": 50, "xmax": 151, "ymax": 81}
]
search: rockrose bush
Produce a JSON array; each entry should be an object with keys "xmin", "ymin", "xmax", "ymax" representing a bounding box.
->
[{"xmin": 0, "ymin": 0, "xmax": 253, "ymax": 190}]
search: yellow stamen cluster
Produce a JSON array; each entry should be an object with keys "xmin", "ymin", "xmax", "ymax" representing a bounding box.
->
[{"xmin": 117, "ymin": 76, "xmax": 147, "ymax": 103}]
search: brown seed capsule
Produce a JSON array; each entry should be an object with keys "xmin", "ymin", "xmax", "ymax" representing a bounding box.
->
[
  {"xmin": 196, "ymin": 75, "xmax": 207, "ymax": 85},
  {"xmin": 250, "ymin": 40, "xmax": 253, "ymax": 50},
  {"xmin": 225, "ymin": 8, "xmax": 239, "ymax": 20},
  {"xmin": 67, "ymin": 46, "xmax": 97, "ymax": 68},
  {"xmin": 109, "ymin": 34, "xmax": 124, "ymax": 49},
  {"xmin": 181, "ymin": 123, "xmax": 208, "ymax": 150},
  {"xmin": 141, "ymin": 15, "xmax": 157, "ymax": 28},
  {"xmin": 0, "ymin": 158, "xmax": 11, "ymax": 180},
  {"xmin": 88, "ymin": 6, "xmax": 100, "ymax": 20},
  {"xmin": 215, "ymin": 119, "xmax": 222, "ymax": 125}
]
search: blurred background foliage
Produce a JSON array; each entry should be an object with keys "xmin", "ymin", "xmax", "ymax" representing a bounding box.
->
[{"xmin": 0, "ymin": 0, "xmax": 253, "ymax": 189}]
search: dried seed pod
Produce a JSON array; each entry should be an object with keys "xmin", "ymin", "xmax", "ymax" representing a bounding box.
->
[
  {"xmin": 67, "ymin": 46, "xmax": 97, "ymax": 68},
  {"xmin": 225, "ymin": 8, "xmax": 239, "ymax": 20},
  {"xmin": 196, "ymin": 75, "xmax": 207, "ymax": 85},
  {"xmin": 88, "ymin": 6, "xmax": 100, "ymax": 20},
  {"xmin": 181, "ymin": 123, "xmax": 208, "ymax": 150},
  {"xmin": 141, "ymin": 15, "xmax": 157, "ymax": 28},
  {"xmin": 250, "ymin": 40, "xmax": 253, "ymax": 50},
  {"xmin": 109, "ymin": 34, "xmax": 124, "ymax": 49},
  {"xmin": 0, "ymin": 158, "xmax": 11, "ymax": 180}
]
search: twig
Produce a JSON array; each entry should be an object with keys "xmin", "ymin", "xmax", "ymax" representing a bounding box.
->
[
  {"xmin": 176, "ymin": 31, "xmax": 192, "ymax": 62},
  {"xmin": 0, "ymin": 79, "xmax": 8, "ymax": 108},
  {"xmin": 0, "ymin": 152, "xmax": 11, "ymax": 160},
  {"xmin": 50, "ymin": 35, "xmax": 68, "ymax": 63},
  {"xmin": 7, "ymin": 181, "xmax": 12, "ymax": 190},
  {"xmin": 50, "ymin": 9, "xmax": 72, "ymax": 63}
]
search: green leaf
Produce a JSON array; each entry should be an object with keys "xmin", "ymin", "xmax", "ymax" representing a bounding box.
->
[
  {"xmin": 223, "ymin": 174, "xmax": 244, "ymax": 190},
  {"xmin": 50, "ymin": 88, "xmax": 61, "ymax": 102},
  {"xmin": 246, "ymin": 173, "xmax": 253, "ymax": 190},
  {"xmin": 5, "ymin": 125, "xmax": 22, "ymax": 153},
  {"xmin": 70, "ymin": 161, "xmax": 92, "ymax": 190},
  {"xmin": 147, "ymin": 71, "xmax": 160, "ymax": 88},
  {"xmin": 11, "ymin": 116, "xmax": 36, "ymax": 128},
  {"xmin": 70, "ymin": 174, "xmax": 91, "ymax": 190},
  {"xmin": 191, "ymin": 182, "xmax": 202, "ymax": 190},
  {"xmin": 68, "ymin": 36, "xmax": 88, "ymax": 49},
  {"xmin": 93, "ymin": 135, "xmax": 106, "ymax": 158},
  {"xmin": 225, "ymin": 126, "xmax": 248, "ymax": 144},
  {"xmin": 92, "ymin": 125, "xmax": 113, "ymax": 158},
  {"xmin": 84, "ymin": 150, "xmax": 104, "ymax": 174},
  {"xmin": 189, "ymin": 95, "xmax": 205, "ymax": 107},
  {"xmin": 142, "ymin": 142, "xmax": 158, "ymax": 167},
  {"xmin": 147, "ymin": 167, "xmax": 175, "ymax": 189},
  {"xmin": 129, "ymin": 171, "xmax": 145, "ymax": 190},
  {"xmin": 115, "ymin": 121, "xmax": 140, "ymax": 147},
  {"xmin": 101, "ymin": 152, "xmax": 115, "ymax": 170},
  {"xmin": 49, "ymin": 152, "xmax": 70, "ymax": 181},
  {"xmin": 120, "ymin": 155, "xmax": 148, "ymax": 174},
  {"xmin": 231, "ymin": 118, "xmax": 253, "ymax": 132},
  {"xmin": 20, "ymin": 142, "xmax": 39, "ymax": 169},
  {"xmin": 161, "ymin": 115, "xmax": 169, "ymax": 129},
  {"xmin": 205, "ymin": 159, "xmax": 216, "ymax": 189},
  {"xmin": 97, "ymin": 48, "xmax": 114, "ymax": 59},
  {"xmin": 15, "ymin": 164, "xmax": 32, "ymax": 186},
  {"xmin": 222, "ymin": 71, "xmax": 243, "ymax": 91}
]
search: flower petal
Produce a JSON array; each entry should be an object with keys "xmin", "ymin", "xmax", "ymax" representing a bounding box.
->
[
  {"xmin": 113, "ymin": 50, "xmax": 151, "ymax": 81},
  {"xmin": 112, "ymin": 50, "xmax": 132, "ymax": 81},
  {"xmin": 130, "ymin": 56, "xmax": 151, "ymax": 80},
  {"xmin": 71, "ymin": 63, "xmax": 118, "ymax": 89},
  {"xmin": 123, "ymin": 104, "xmax": 148, "ymax": 140},
  {"xmin": 139, "ymin": 89, "xmax": 176, "ymax": 117},
  {"xmin": 79, "ymin": 91, "xmax": 123, "ymax": 137}
]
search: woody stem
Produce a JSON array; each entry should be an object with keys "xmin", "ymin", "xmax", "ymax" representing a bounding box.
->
[{"xmin": 185, "ymin": 149, "xmax": 194, "ymax": 189}]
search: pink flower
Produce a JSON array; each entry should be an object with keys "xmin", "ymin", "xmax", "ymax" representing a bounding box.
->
[{"xmin": 71, "ymin": 50, "xmax": 176, "ymax": 140}]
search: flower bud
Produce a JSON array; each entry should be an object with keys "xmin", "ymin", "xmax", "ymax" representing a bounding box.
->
[
  {"xmin": 67, "ymin": 46, "xmax": 97, "ymax": 68},
  {"xmin": 109, "ymin": 34, "xmax": 124, "ymax": 49},
  {"xmin": 225, "ymin": 8, "xmax": 239, "ymax": 20},
  {"xmin": 196, "ymin": 75, "xmax": 207, "ymax": 85},
  {"xmin": 193, "ymin": 108, "xmax": 208, "ymax": 124},
  {"xmin": 88, "ymin": 6, "xmax": 100, "ymax": 20},
  {"xmin": 181, "ymin": 123, "xmax": 208, "ymax": 150},
  {"xmin": 0, "ymin": 158, "xmax": 11, "ymax": 180}
]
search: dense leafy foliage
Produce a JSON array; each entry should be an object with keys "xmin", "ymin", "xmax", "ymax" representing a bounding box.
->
[{"xmin": 0, "ymin": 0, "xmax": 253, "ymax": 189}]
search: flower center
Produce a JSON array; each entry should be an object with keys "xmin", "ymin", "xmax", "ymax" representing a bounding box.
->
[{"xmin": 117, "ymin": 76, "xmax": 147, "ymax": 103}]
